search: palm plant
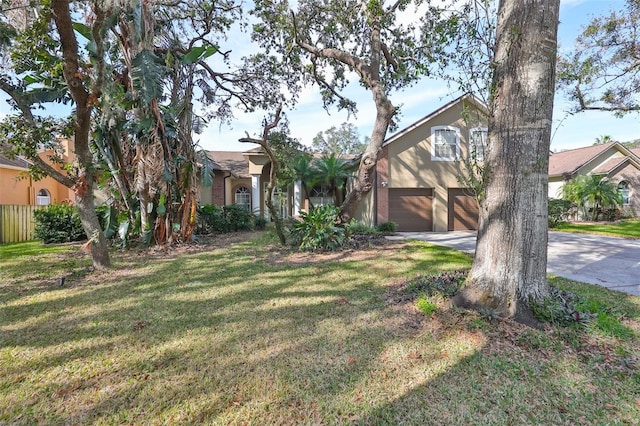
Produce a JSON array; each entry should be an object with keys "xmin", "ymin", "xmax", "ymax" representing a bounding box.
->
[
  {"xmin": 562, "ymin": 174, "xmax": 622, "ymax": 221},
  {"xmin": 313, "ymin": 154, "xmax": 355, "ymax": 206}
]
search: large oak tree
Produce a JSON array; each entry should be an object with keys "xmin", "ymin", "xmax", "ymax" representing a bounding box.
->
[
  {"xmin": 250, "ymin": 0, "xmax": 459, "ymax": 222},
  {"xmin": 454, "ymin": 0, "xmax": 561, "ymax": 322}
]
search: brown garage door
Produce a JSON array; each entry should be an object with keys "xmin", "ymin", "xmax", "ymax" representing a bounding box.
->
[
  {"xmin": 388, "ymin": 188, "xmax": 433, "ymax": 232},
  {"xmin": 448, "ymin": 188, "xmax": 479, "ymax": 231}
]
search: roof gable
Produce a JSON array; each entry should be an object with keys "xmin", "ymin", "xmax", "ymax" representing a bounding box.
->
[
  {"xmin": 383, "ymin": 93, "xmax": 488, "ymax": 147},
  {"xmin": 549, "ymin": 142, "xmax": 640, "ymax": 177}
]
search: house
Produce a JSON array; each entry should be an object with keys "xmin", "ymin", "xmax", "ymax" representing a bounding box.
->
[
  {"xmin": 200, "ymin": 94, "xmax": 489, "ymax": 231},
  {"xmin": 199, "ymin": 148, "xmax": 303, "ymax": 219},
  {"xmin": 0, "ymin": 146, "xmax": 74, "ymax": 206},
  {"xmin": 358, "ymin": 93, "xmax": 489, "ymax": 232},
  {"xmin": 548, "ymin": 142, "xmax": 640, "ymax": 216}
]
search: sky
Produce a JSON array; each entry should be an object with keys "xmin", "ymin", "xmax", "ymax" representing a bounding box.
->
[
  {"xmin": 195, "ymin": 0, "xmax": 637, "ymax": 153},
  {"xmin": 0, "ymin": 0, "xmax": 635, "ymax": 153}
]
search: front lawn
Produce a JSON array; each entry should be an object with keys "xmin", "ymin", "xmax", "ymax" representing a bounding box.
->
[
  {"xmin": 554, "ymin": 219, "xmax": 640, "ymax": 239},
  {"xmin": 1, "ymin": 233, "xmax": 639, "ymax": 425}
]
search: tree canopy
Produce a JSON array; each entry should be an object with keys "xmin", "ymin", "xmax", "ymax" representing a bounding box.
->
[
  {"xmin": 559, "ymin": 0, "xmax": 640, "ymax": 115},
  {"xmin": 312, "ymin": 122, "xmax": 368, "ymax": 156}
]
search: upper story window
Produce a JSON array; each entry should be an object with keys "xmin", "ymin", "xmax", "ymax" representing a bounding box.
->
[
  {"xmin": 618, "ymin": 181, "xmax": 630, "ymax": 205},
  {"xmin": 234, "ymin": 186, "xmax": 251, "ymax": 211},
  {"xmin": 36, "ymin": 189, "xmax": 51, "ymax": 206},
  {"xmin": 469, "ymin": 127, "xmax": 488, "ymax": 162},
  {"xmin": 431, "ymin": 126, "xmax": 460, "ymax": 161}
]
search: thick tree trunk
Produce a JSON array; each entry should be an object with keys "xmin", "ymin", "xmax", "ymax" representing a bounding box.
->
[
  {"xmin": 340, "ymin": 85, "xmax": 395, "ymax": 223},
  {"xmin": 454, "ymin": 0, "xmax": 560, "ymax": 322}
]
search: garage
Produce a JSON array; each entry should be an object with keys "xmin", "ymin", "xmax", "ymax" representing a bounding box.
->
[
  {"xmin": 448, "ymin": 188, "xmax": 479, "ymax": 231},
  {"xmin": 388, "ymin": 188, "xmax": 433, "ymax": 232}
]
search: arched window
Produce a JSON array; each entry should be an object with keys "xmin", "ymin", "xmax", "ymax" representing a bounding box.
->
[
  {"xmin": 36, "ymin": 189, "xmax": 51, "ymax": 206},
  {"xmin": 618, "ymin": 181, "xmax": 630, "ymax": 205},
  {"xmin": 234, "ymin": 186, "xmax": 251, "ymax": 211}
]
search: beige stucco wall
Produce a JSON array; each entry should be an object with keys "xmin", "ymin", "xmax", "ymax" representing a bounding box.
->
[
  {"xmin": 548, "ymin": 177, "xmax": 564, "ymax": 199},
  {"xmin": 612, "ymin": 162, "xmax": 640, "ymax": 215},
  {"xmin": 578, "ymin": 147, "xmax": 625, "ymax": 175},
  {"xmin": 386, "ymin": 100, "xmax": 487, "ymax": 231}
]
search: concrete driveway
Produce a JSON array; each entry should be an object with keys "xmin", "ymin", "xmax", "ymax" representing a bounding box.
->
[{"xmin": 389, "ymin": 231, "xmax": 640, "ymax": 296}]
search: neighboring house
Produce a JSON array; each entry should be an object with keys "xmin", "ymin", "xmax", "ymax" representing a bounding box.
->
[
  {"xmin": 0, "ymin": 146, "xmax": 74, "ymax": 206},
  {"xmin": 358, "ymin": 93, "xmax": 489, "ymax": 232},
  {"xmin": 548, "ymin": 142, "xmax": 640, "ymax": 216}
]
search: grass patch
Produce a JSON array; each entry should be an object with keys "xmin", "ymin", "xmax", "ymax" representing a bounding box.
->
[
  {"xmin": 1, "ymin": 235, "xmax": 639, "ymax": 424},
  {"xmin": 554, "ymin": 219, "xmax": 640, "ymax": 238}
]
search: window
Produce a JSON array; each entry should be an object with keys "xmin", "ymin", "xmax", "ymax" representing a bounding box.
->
[
  {"xmin": 618, "ymin": 181, "xmax": 630, "ymax": 205},
  {"xmin": 36, "ymin": 189, "xmax": 51, "ymax": 206},
  {"xmin": 431, "ymin": 126, "xmax": 460, "ymax": 161},
  {"xmin": 469, "ymin": 127, "xmax": 487, "ymax": 161},
  {"xmin": 309, "ymin": 184, "xmax": 333, "ymax": 207},
  {"xmin": 234, "ymin": 186, "xmax": 251, "ymax": 211}
]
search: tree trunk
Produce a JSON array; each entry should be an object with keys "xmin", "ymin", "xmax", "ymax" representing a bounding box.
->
[
  {"xmin": 453, "ymin": 0, "xmax": 560, "ymax": 322},
  {"xmin": 52, "ymin": 0, "xmax": 110, "ymax": 269},
  {"xmin": 339, "ymin": 85, "xmax": 395, "ymax": 223}
]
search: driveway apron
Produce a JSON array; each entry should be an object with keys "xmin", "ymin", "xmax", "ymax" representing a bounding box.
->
[{"xmin": 389, "ymin": 231, "xmax": 640, "ymax": 296}]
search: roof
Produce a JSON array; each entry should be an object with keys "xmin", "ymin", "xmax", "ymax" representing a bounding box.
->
[
  {"xmin": 548, "ymin": 142, "xmax": 618, "ymax": 177},
  {"xmin": 383, "ymin": 93, "xmax": 488, "ymax": 147},
  {"xmin": 591, "ymin": 157, "xmax": 630, "ymax": 174},
  {"xmin": 631, "ymin": 147, "xmax": 640, "ymax": 158},
  {"xmin": 205, "ymin": 151, "xmax": 250, "ymax": 178},
  {"xmin": 0, "ymin": 148, "xmax": 31, "ymax": 170}
]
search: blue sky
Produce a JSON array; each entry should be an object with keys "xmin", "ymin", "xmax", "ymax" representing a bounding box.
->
[
  {"xmin": 0, "ymin": 0, "xmax": 635, "ymax": 153},
  {"xmin": 199, "ymin": 0, "xmax": 637, "ymax": 153}
]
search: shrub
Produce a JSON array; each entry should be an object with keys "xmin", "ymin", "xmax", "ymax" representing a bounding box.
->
[
  {"xmin": 291, "ymin": 205, "xmax": 346, "ymax": 252},
  {"xmin": 253, "ymin": 215, "xmax": 268, "ymax": 231},
  {"xmin": 600, "ymin": 207, "xmax": 623, "ymax": 222},
  {"xmin": 548, "ymin": 198, "xmax": 572, "ymax": 228},
  {"xmin": 345, "ymin": 221, "xmax": 379, "ymax": 236},
  {"xmin": 195, "ymin": 205, "xmax": 229, "ymax": 234},
  {"xmin": 376, "ymin": 221, "xmax": 397, "ymax": 234},
  {"xmin": 34, "ymin": 204, "xmax": 85, "ymax": 244},
  {"xmin": 224, "ymin": 204, "xmax": 254, "ymax": 231},
  {"xmin": 195, "ymin": 204, "xmax": 254, "ymax": 234}
]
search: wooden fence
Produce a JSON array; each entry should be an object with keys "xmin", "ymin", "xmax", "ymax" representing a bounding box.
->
[{"xmin": 0, "ymin": 205, "xmax": 43, "ymax": 244}]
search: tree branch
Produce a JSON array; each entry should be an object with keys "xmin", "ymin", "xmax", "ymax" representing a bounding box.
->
[{"xmin": 290, "ymin": 10, "xmax": 372, "ymax": 84}]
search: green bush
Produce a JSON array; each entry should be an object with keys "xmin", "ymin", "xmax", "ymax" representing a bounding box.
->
[
  {"xmin": 253, "ymin": 215, "xmax": 268, "ymax": 231},
  {"xmin": 548, "ymin": 198, "xmax": 573, "ymax": 228},
  {"xmin": 195, "ymin": 204, "xmax": 254, "ymax": 234},
  {"xmin": 224, "ymin": 204, "xmax": 254, "ymax": 231},
  {"xmin": 34, "ymin": 204, "xmax": 86, "ymax": 244},
  {"xmin": 376, "ymin": 221, "xmax": 397, "ymax": 234},
  {"xmin": 291, "ymin": 205, "xmax": 346, "ymax": 252},
  {"xmin": 345, "ymin": 221, "xmax": 379, "ymax": 235}
]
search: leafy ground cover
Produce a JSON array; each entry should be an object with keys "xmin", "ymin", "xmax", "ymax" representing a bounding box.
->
[
  {"xmin": 1, "ymin": 233, "xmax": 639, "ymax": 425},
  {"xmin": 554, "ymin": 219, "xmax": 640, "ymax": 239}
]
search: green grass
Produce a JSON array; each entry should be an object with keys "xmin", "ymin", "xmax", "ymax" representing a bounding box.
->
[
  {"xmin": 1, "ymin": 234, "xmax": 639, "ymax": 425},
  {"xmin": 554, "ymin": 219, "xmax": 640, "ymax": 238}
]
